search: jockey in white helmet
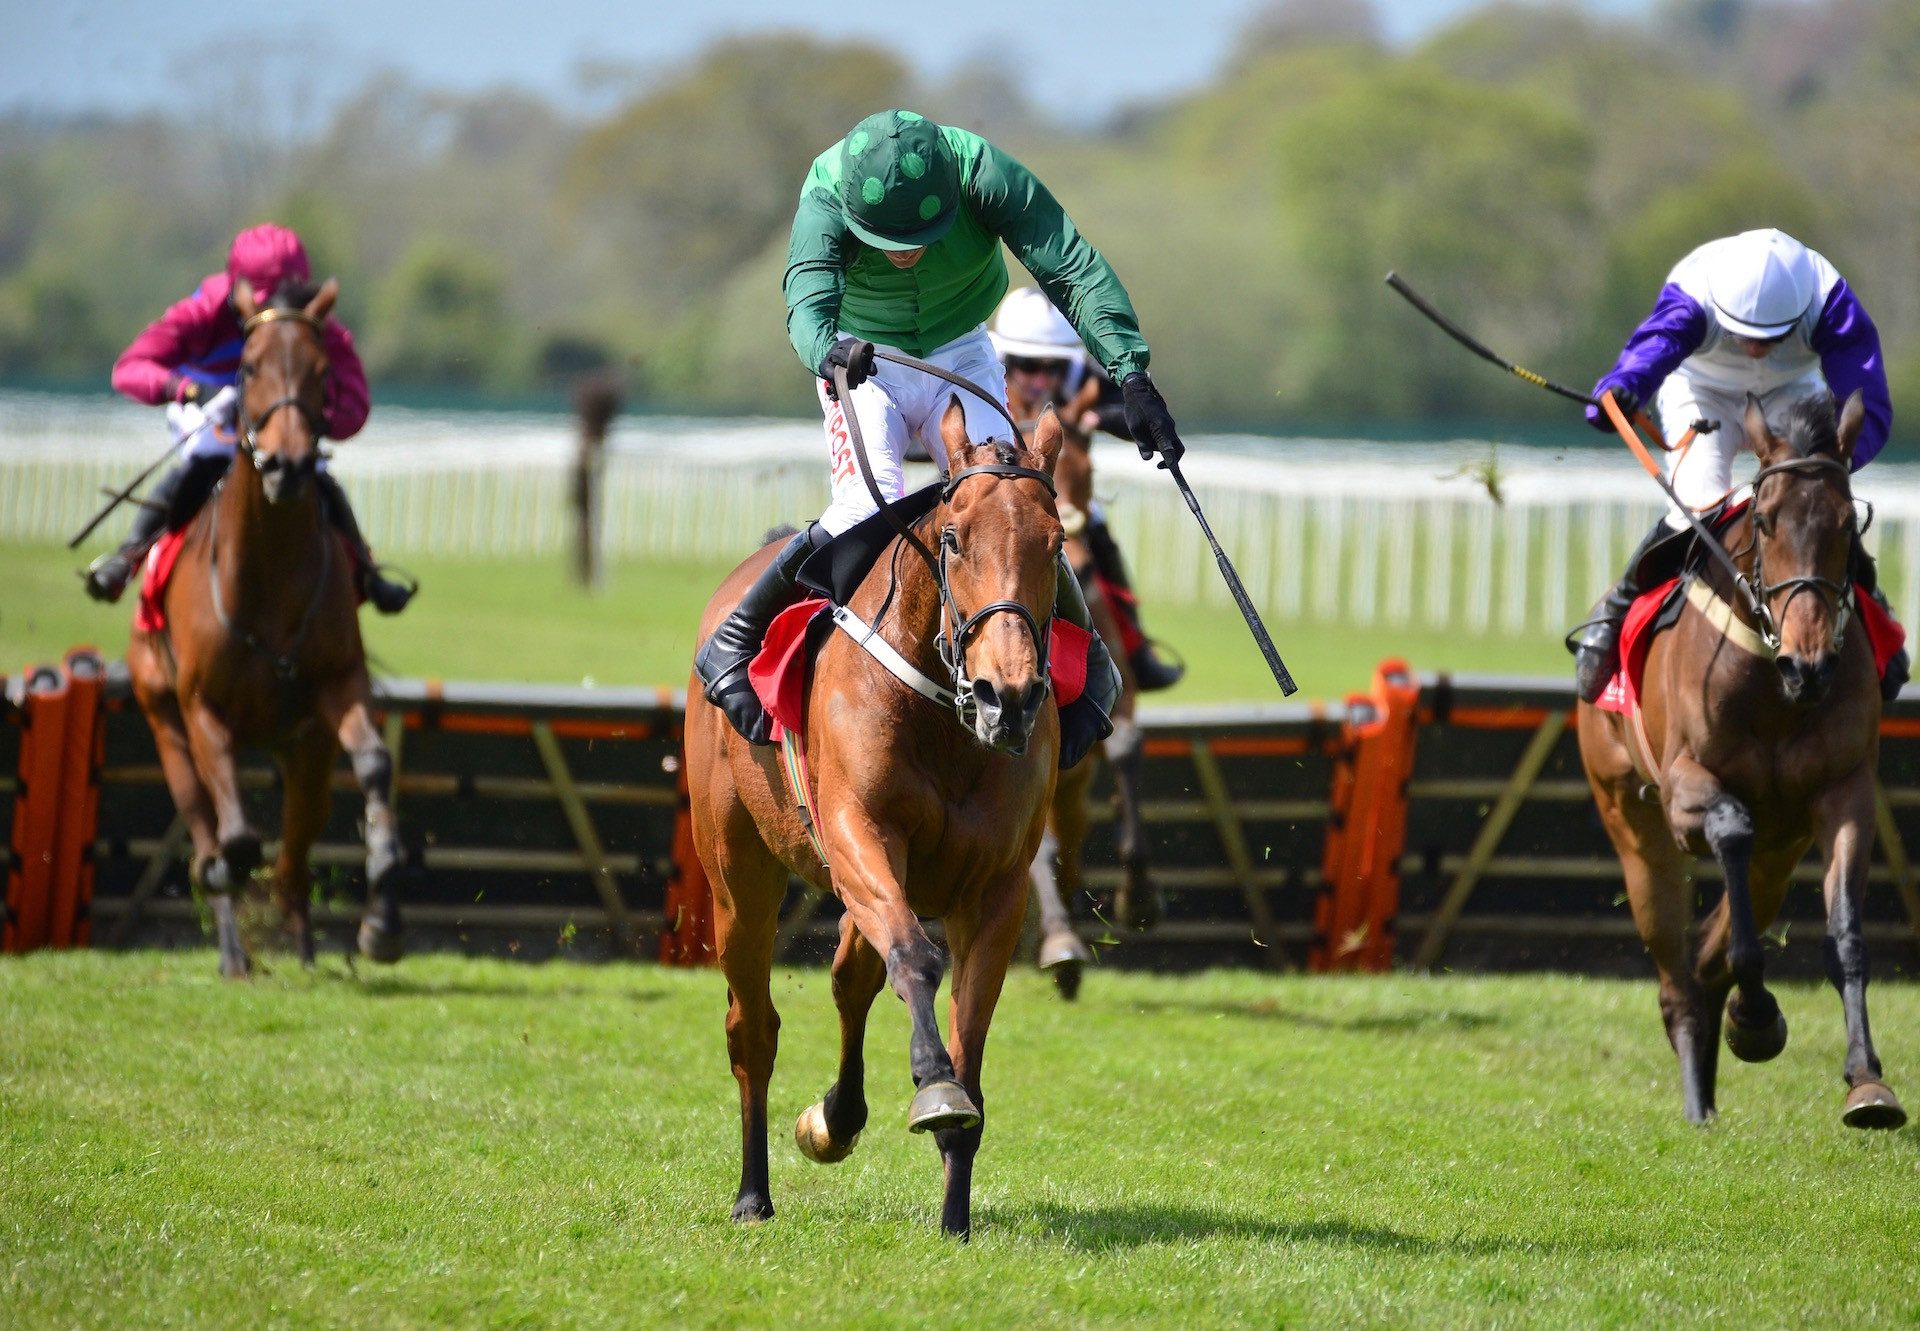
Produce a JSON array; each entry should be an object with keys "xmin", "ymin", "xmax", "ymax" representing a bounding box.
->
[
  {"xmin": 990, "ymin": 286, "xmax": 1186, "ymax": 691},
  {"xmin": 1568, "ymin": 228, "xmax": 1901, "ymax": 701}
]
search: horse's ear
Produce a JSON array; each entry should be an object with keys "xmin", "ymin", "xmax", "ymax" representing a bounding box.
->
[
  {"xmin": 1031, "ymin": 405, "xmax": 1065, "ymax": 472},
  {"xmin": 1835, "ymin": 389, "xmax": 1866, "ymax": 463},
  {"xmin": 939, "ymin": 393, "xmax": 971, "ymax": 472},
  {"xmin": 232, "ymin": 279, "xmax": 258, "ymax": 323},
  {"xmin": 305, "ymin": 277, "xmax": 339, "ymax": 323},
  {"xmin": 1742, "ymin": 393, "xmax": 1778, "ymax": 461}
]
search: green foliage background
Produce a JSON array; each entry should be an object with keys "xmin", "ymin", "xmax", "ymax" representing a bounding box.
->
[{"xmin": 2, "ymin": 0, "xmax": 1917, "ymax": 429}]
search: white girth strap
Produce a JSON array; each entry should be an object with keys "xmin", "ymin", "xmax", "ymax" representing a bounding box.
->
[
  {"xmin": 830, "ymin": 605, "xmax": 956, "ymax": 708},
  {"xmin": 1685, "ymin": 577, "xmax": 1777, "ymax": 659}
]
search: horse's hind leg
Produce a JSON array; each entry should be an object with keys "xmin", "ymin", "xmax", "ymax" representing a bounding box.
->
[
  {"xmin": 274, "ymin": 731, "xmax": 338, "ymax": 969},
  {"xmin": 1814, "ymin": 765, "xmax": 1906, "ymax": 1129},
  {"xmin": 1032, "ymin": 769, "xmax": 1093, "ymax": 998},
  {"xmin": 936, "ymin": 869, "xmax": 1030, "ymax": 1239},
  {"xmin": 796, "ymin": 912, "xmax": 887, "ymax": 1163},
  {"xmin": 1106, "ymin": 715, "xmax": 1159, "ymax": 931},
  {"xmin": 320, "ymin": 676, "xmax": 404, "ymax": 964},
  {"xmin": 709, "ymin": 829, "xmax": 787, "ymax": 1223}
]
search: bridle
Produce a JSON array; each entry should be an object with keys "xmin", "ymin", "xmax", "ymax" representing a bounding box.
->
[
  {"xmin": 238, "ymin": 306, "xmax": 329, "ymax": 472},
  {"xmin": 1738, "ymin": 453, "xmax": 1861, "ymax": 654},
  {"xmin": 833, "ymin": 352, "xmax": 1060, "ymax": 733}
]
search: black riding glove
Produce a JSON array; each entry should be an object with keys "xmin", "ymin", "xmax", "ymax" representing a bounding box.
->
[
  {"xmin": 819, "ymin": 336, "xmax": 877, "ymax": 397},
  {"xmin": 1588, "ymin": 384, "xmax": 1638, "ymax": 431},
  {"xmin": 1121, "ymin": 374, "xmax": 1184, "ymax": 465}
]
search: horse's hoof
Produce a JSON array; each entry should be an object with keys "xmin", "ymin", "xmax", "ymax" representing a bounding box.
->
[
  {"xmin": 730, "ymin": 1193, "xmax": 774, "ymax": 1224},
  {"xmin": 794, "ymin": 1101, "xmax": 860, "ymax": 1163},
  {"xmin": 358, "ymin": 912, "xmax": 405, "ymax": 965},
  {"xmin": 1843, "ymin": 1081, "xmax": 1908, "ymax": 1131},
  {"xmin": 1038, "ymin": 929, "xmax": 1092, "ymax": 969},
  {"xmin": 219, "ymin": 955, "xmax": 252, "ymax": 981},
  {"xmin": 1051, "ymin": 961, "xmax": 1084, "ymax": 1001},
  {"xmin": 908, "ymin": 1079, "xmax": 982, "ymax": 1135},
  {"xmin": 1724, "ymin": 1004, "xmax": 1788, "ymax": 1064},
  {"xmin": 205, "ymin": 836, "xmax": 262, "ymax": 894}
]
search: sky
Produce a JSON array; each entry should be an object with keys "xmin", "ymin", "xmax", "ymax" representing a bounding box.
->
[{"xmin": 5, "ymin": 0, "xmax": 1653, "ymax": 129}]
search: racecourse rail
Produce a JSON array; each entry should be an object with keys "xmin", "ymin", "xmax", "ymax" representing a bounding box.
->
[
  {"xmin": 10, "ymin": 388, "xmax": 1920, "ymax": 640},
  {"xmin": 7, "ymin": 653, "xmax": 1920, "ymax": 974}
]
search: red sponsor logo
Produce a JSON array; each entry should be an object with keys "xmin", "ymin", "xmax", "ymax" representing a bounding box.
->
[{"xmin": 825, "ymin": 399, "xmax": 857, "ymax": 483}]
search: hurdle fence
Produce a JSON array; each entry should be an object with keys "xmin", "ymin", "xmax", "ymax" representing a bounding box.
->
[{"xmin": 7, "ymin": 653, "xmax": 1920, "ymax": 975}]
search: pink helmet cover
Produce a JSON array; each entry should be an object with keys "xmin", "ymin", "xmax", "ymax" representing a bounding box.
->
[{"xmin": 225, "ymin": 223, "xmax": 311, "ymax": 301}]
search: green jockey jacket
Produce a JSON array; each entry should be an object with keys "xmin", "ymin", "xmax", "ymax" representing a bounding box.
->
[{"xmin": 784, "ymin": 125, "xmax": 1151, "ymax": 383}]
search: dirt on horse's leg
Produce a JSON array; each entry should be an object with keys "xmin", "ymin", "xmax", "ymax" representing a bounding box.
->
[
  {"xmin": 274, "ymin": 731, "xmax": 338, "ymax": 969},
  {"xmin": 935, "ymin": 870, "xmax": 1030, "ymax": 1240},
  {"xmin": 179, "ymin": 698, "xmax": 259, "ymax": 978},
  {"xmin": 1106, "ymin": 715, "xmax": 1158, "ymax": 932},
  {"xmin": 1814, "ymin": 766, "xmax": 1907, "ymax": 1129},
  {"xmin": 322, "ymin": 678, "xmax": 404, "ymax": 964},
  {"xmin": 1669, "ymin": 755, "xmax": 1787, "ymax": 1064},
  {"xmin": 710, "ymin": 832, "xmax": 786, "ymax": 1223},
  {"xmin": 797, "ymin": 913, "xmax": 888, "ymax": 1163},
  {"xmin": 828, "ymin": 819, "xmax": 974, "ymax": 1131},
  {"xmin": 1591, "ymin": 762, "xmax": 1716, "ymax": 1122}
]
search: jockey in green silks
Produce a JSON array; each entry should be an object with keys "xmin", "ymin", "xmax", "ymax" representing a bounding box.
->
[{"xmin": 694, "ymin": 109, "xmax": 1186, "ymax": 764}]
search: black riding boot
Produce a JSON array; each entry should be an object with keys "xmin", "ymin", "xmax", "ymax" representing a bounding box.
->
[
  {"xmin": 1855, "ymin": 546, "xmax": 1910, "ymax": 703},
  {"xmin": 83, "ymin": 453, "xmax": 229, "ymax": 603},
  {"xmin": 1085, "ymin": 514, "xmax": 1184, "ymax": 691},
  {"xmin": 1057, "ymin": 557, "xmax": 1121, "ymax": 769},
  {"xmin": 316, "ymin": 471, "xmax": 415, "ymax": 615},
  {"xmin": 695, "ymin": 526, "xmax": 822, "ymax": 745},
  {"xmin": 1567, "ymin": 519, "xmax": 1691, "ymax": 703}
]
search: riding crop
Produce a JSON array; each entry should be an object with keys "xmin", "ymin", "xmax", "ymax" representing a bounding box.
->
[
  {"xmin": 1382, "ymin": 270, "xmax": 1768, "ymax": 626},
  {"xmin": 843, "ymin": 348, "xmax": 1298, "ymax": 696},
  {"xmin": 66, "ymin": 437, "xmax": 181, "ymax": 548}
]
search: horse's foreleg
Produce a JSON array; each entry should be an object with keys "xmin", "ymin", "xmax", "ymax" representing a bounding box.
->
[
  {"xmin": 1669, "ymin": 756, "xmax": 1786, "ymax": 1064},
  {"xmin": 179, "ymin": 698, "xmax": 258, "ymax": 978},
  {"xmin": 935, "ymin": 870, "xmax": 1029, "ymax": 1240},
  {"xmin": 796, "ymin": 913, "xmax": 887, "ymax": 1164},
  {"xmin": 321, "ymin": 678, "xmax": 403, "ymax": 964},
  {"xmin": 1815, "ymin": 765, "xmax": 1906, "ymax": 1129},
  {"xmin": 274, "ymin": 731, "xmax": 337, "ymax": 969},
  {"xmin": 826, "ymin": 817, "xmax": 974, "ymax": 1134},
  {"xmin": 1032, "ymin": 772, "xmax": 1092, "ymax": 990}
]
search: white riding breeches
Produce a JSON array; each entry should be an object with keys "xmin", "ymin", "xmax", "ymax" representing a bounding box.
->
[
  {"xmin": 1656, "ymin": 370, "xmax": 1828, "ymax": 529},
  {"xmin": 815, "ymin": 326, "xmax": 1010, "ymax": 536}
]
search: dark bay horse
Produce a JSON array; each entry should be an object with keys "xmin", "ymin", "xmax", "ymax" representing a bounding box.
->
[
  {"xmin": 687, "ymin": 400, "xmax": 1065, "ymax": 1237},
  {"xmin": 1008, "ymin": 373, "xmax": 1155, "ymax": 999},
  {"xmin": 127, "ymin": 278, "xmax": 405, "ymax": 978},
  {"xmin": 1579, "ymin": 391, "xmax": 1903, "ymax": 1128}
]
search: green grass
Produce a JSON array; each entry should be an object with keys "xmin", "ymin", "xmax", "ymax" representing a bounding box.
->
[
  {"xmin": 0, "ymin": 542, "xmax": 1567, "ymax": 700},
  {"xmin": 3, "ymin": 953, "xmax": 1918, "ymax": 1329}
]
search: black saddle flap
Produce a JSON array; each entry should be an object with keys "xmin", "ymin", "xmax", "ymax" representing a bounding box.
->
[{"xmin": 797, "ymin": 481, "xmax": 943, "ymax": 605}]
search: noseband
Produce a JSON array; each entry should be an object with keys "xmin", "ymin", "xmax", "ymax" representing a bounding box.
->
[
  {"xmin": 1742, "ymin": 453, "xmax": 1858, "ymax": 653},
  {"xmin": 239, "ymin": 307, "xmax": 329, "ymax": 471}
]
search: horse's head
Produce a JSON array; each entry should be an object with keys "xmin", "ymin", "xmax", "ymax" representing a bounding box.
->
[
  {"xmin": 232, "ymin": 276, "xmax": 337, "ymax": 506},
  {"xmin": 935, "ymin": 396, "xmax": 1065, "ymax": 755},
  {"xmin": 1742, "ymin": 389, "xmax": 1866, "ymax": 706}
]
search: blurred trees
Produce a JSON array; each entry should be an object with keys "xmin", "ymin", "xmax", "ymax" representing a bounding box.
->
[{"xmin": 0, "ymin": 0, "xmax": 1914, "ymax": 436}]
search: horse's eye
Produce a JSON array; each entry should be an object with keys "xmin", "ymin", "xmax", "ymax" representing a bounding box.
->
[{"xmin": 1754, "ymin": 512, "xmax": 1773, "ymax": 536}]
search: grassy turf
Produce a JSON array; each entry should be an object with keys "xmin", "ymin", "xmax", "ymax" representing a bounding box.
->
[
  {"xmin": 1, "ymin": 542, "xmax": 1567, "ymax": 699},
  {"xmin": 2, "ymin": 952, "xmax": 1917, "ymax": 1329}
]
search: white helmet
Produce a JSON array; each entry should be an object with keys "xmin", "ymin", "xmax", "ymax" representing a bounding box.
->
[
  {"xmin": 1705, "ymin": 228, "xmax": 1817, "ymax": 339},
  {"xmin": 988, "ymin": 287, "xmax": 1085, "ymax": 363}
]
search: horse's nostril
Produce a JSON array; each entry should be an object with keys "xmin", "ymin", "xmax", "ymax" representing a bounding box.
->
[{"xmin": 971, "ymin": 678, "xmax": 1001, "ymax": 722}]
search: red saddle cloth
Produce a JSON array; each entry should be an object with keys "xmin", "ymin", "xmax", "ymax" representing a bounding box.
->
[
  {"xmin": 747, "ymin": 596, "xmax": 1094, "ymax": 743},
  {"xmin": 134, "ymin": 527, "xmax": 364, "ymax": 634},
  {"xmin": 1597, "ymin": 578, "xmax": 1906, "ymax": 715}
]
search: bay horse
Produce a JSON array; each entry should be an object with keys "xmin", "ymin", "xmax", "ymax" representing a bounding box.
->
[
  {"xmin": 1578, "ymin": 390, "xmax": 1903, "ymax": 1129},
  {"xmin": 1008, "ymin": 372, "xmax": 1155, "ymax": 1000},
  {"xmin": 126, "ymin": 278, "xmax": 405, "ymax": 979},
  {"xmin": 687, "ymin": 398, "xmax": 1065, "ymax": 1238}
]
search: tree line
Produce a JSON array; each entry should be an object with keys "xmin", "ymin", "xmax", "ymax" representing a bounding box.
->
[{"xmin": 1, "ymin": 0, "xmax": 1915, "ymax": 433}]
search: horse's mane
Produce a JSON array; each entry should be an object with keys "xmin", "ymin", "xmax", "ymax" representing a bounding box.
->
[{"xmin": 1777, "ymin": 393, "xmax": 1840, "ymax": 459}]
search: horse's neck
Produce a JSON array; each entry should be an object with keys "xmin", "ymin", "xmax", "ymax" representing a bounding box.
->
[
  {"xmin": 215, "ymin": 462, "xmax": 325, "ymax": 621},
  {"xmin": 848, "ymin": 520, "xmax": 949, "ymax": 680}
]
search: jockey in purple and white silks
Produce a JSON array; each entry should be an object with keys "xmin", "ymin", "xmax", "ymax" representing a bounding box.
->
[{"xmin": 1567, "ymin": 228, "xmax": 1901, "ymax": 702}]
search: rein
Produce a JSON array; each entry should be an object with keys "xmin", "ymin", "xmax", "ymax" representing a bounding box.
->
[{"xmin": 830, "ymin": 352, "xmax": 1058, "ymax": 732}]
